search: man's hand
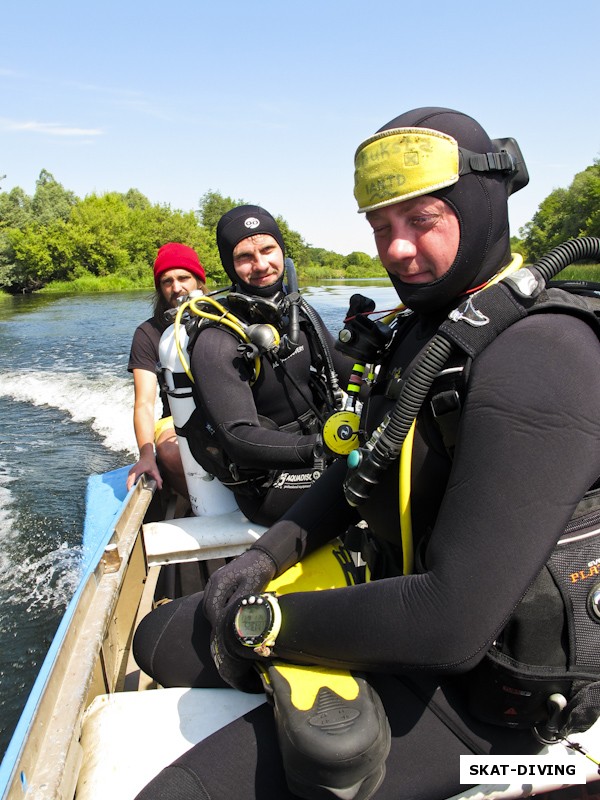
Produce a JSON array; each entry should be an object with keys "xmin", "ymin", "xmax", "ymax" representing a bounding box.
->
[
  {"xmin": 126, "ymin": 448, "xmax": 163, "ymax": 491},
  {"xmin": 202, "ymin": 548, "xmax": 276, "ymax": 629}
]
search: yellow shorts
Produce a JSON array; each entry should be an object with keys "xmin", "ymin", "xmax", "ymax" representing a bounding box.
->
[{"xmin": 154, "ymin": 416, "xmax": 175, "ymax": 443}]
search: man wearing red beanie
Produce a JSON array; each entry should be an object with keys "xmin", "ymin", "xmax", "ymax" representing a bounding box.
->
[{"xmin": 127, "ymin": 242, "xmax": 206, "ymax": 497}]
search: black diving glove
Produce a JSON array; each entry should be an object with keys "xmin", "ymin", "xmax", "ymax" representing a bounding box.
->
[{"xmin": 202, "ymin": 547, "xmax": 277, "ymax": 629}]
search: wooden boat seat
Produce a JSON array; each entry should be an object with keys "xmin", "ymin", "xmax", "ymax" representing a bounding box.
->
[
  {"xmin": 142, "ymin": 511, "xmax": 267, "ymax": 566},
  {"xmin": 75, "ymin": 687, "xmax": 266, "ymax": 800}
]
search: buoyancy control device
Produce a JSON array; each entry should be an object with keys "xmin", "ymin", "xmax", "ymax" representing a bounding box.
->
[
  {"xmin": 337, "ymin": 237, "xmax": 600, "ymax": 740},
  {"xmin": 158, "ymin": 287, "xmax": 287, "ymax": 515}
]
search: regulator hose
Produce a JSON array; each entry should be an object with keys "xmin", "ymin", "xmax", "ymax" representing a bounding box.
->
[
  {"xmin": 298, "ymin": 295, "xmax": 342, "ymax": 407},
  {"xmin": 278, "ymin": 258, "xmax": 301, "ymax": 356},
  {"xmin": 278, "ymin": 257, "xmax": 342, "ymax": 409},
  {"xmin": 530, "ymin": 236, "xmax": 600, "ymax": 285},
  {"xmin": 344, "ymin": 236, "xmax": 600, "ymax": 508}
]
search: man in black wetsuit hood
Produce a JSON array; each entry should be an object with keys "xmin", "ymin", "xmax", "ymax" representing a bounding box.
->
[
  {"xmin": 133, "ymin": 111, "xmax": 600, "ymax": 800},
  {"xmin": 353, "ymin": 106, "xmax": 527, "ymax": 313},
  {"xmin": 183, "ymin": 204, "xmax": 352, "ymax": 526},
  {"xmin": 216, "ymin": 204, "xmax": 288, "ymax": 297}
]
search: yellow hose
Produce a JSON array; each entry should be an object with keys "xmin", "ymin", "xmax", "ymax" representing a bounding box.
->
[
  {"xmin": 397, "ymin": 253, "xmax": 524, "ymax": 573},
  {"xmin": 173, "ymin": 294, "xmax": 265, "ymax": 384},
  {"xmin": 399, "ymin": 419, "xmax": 416, "ymax": 574}
]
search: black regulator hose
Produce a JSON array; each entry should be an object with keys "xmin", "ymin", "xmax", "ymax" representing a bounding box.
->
[
  {"xmin": 344, "ymin": 236, "xmax": 600, "ymax": 508},
  {"xmin": 530, "ymin": 236, "xmax": 600, "ymax": 285},
  {"xmin": 278, "ymin": 258, "xmax": 301, "ymax": 356},
  {"xmin": 279, "ymin": 256, "xmax": 341, "ymax": 407},
  {"xmin": 298, "ymin": 295, "xmax": 342, "ymax": 405}
]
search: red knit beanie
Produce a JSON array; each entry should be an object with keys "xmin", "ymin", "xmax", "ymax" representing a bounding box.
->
[{"xmin": 153, "ymin": 243, "xmax": 206, "ymax": 288}]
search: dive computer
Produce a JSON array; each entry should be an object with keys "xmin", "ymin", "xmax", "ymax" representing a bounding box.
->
[{"xmin": 233, "ymin": 593, "xmax": 282, "ymax": 657}]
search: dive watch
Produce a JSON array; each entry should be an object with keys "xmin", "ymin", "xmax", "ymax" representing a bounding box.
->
[{"xmin": 234, "ymin": 593, "xmax": 281, "ymax": 657}]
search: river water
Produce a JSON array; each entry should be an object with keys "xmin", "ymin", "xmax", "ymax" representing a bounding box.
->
[{"xmin": 0, "ymin": 281, "xmax": 398, "ymax": 761}]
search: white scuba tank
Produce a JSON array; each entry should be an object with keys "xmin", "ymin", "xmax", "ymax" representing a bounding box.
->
[{"xmin": 158, "ymin": 317, "xmax": 239, "ymax": 517}]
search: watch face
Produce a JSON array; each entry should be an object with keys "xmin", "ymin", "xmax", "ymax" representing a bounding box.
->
[{"xmin": 235, "ymin": 602, "xmax": 270, "ymax": 641}]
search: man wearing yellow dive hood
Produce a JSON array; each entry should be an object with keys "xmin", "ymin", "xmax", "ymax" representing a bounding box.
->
[{"xmin": 134, "ymin": 109, "xmax": 600, "ymax": 800}]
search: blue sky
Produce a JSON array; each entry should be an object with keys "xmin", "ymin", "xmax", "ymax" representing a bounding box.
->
[{"xmin": 1, "ymin": 0, "xmax": 598, "ymax": 257}]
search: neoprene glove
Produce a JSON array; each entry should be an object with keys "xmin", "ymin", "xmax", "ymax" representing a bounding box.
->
[{"xmin": 202, "ymin": 547, "xmax": 277, "ymax": 629}]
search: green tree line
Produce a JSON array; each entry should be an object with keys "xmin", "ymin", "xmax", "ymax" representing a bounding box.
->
[
  {"xmin": 0, "ymin": 175, "xmax": 385, "ymax": 294},
  {"xmin": 1, "ymin": 157, "xmax": 598, "ymax": 294}
]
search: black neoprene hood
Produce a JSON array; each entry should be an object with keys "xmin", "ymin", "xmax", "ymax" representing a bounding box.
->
[
  {"xmin": 216, "ymin": 205, "xmax": 287, "ymax": 296},
  {"xmin": 375, "ymin": 107, "xmax": 514, "ymax": 313}
]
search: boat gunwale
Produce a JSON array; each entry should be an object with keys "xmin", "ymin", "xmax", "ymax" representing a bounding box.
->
[{"xmin": 0, "ymin": 476, "xmax": 155, "ymax": 800}]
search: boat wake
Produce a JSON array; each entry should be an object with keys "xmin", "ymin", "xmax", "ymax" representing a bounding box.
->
[
  {"xmin": 0, "ymin": 370, "xmax": 138, "ymax": 621},
  {"xmin": 0, "ymin": 369, "xmax": 138, "ymax": 456},
  {"xmin": 0, "ymin": 463, "xmax": 83, "ymax": 616}
]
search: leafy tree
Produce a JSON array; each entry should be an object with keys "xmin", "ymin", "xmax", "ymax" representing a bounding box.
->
[
  {"xmin": 4, "ymin": 221, "xmax": 75, "ymax": 291},
  {"xmin": 306, "ymin": 247, "xmax": 345, "ymax": 272},
  {"xmin": 0, "ymin": 186, "xmax": 33, "ymax": 229},
  {"xmin": 342, "ymin": 251, "xmax": 386, "ymax": 278},
  {"xmin": 123, "ymin": 188, "xmax": 151, "ymax": 211},
  {"xmin": 510, "ymin": 235, "xmax": 526, "ymax": 258},
  {"xmin": 198, "ymin": 190, "xmax": 244, "ymax": 234},
  {"xmin": 274, "ymin": 215, "xmax": 309, "ymax": 269},
  {"xmin": 522, "ymin": 160, "xmax": 600, "ymax": 261},
  {"xmin": 31, "ymin": 170, "xmax": 77, "ymax": 225},
  {"xmin": 0, "ymin": 182, "xmax": 227, "ymax": 292}
]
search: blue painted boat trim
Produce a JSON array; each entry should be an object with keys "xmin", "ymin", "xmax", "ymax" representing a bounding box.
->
[{"xmin": 0, "ymin": 465, "xmax": 133, "ymax": 798}]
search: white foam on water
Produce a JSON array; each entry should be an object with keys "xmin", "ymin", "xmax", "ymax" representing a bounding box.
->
[
  {"xmin": 0, "ymin": 464, "xmax": 18, "ymax": 551},
  {"xmin": 0, "ymin": 369, "xmax": 138, "ymax": 456},
  {"xmin": 5, "ymin": 541, "xmax": 84, "ymax": 614},
  {"xmin": 0, "ymin": 461, "xmax": 84, "ymax": 614}
]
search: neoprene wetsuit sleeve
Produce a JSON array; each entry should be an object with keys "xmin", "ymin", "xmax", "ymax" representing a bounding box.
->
[
  {"xmin": 260, "ymin": 315, "xmax": 600, "ymax": 674},
  {"xmin": 252, "ymin": 459, "xmax": 358, "ymax": 575}
]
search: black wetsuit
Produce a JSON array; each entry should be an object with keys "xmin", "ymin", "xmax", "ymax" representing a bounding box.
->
[
  {"xmin": 188, "ymin": 307, "xmax": 352, "ymax": 525},
  {"xmin": 134, "ymin": 307, "xmax": 600, "ymax": 800}
]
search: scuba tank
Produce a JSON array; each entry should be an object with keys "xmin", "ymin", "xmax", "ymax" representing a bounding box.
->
[{"xmin": 158, "ymin": 311, "xmax": 239, "ymax": 517}]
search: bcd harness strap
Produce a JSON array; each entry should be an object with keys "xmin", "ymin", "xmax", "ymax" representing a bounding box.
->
[
  {"xmin": 167, "ymin": 293, "xmax": 340, "ymax": 492},
  {"xmin": 428, "ymin": 281, "xmax": 600, "ymax": 458}
]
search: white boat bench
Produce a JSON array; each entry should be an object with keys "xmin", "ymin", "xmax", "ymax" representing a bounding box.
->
[
  {"xmin": 142, "ymin": 511, "xmax": 267, "ymax": 566},
  {"xmin": 76, "ymin": 687, "xmax": 266, "ymax": 800}
]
